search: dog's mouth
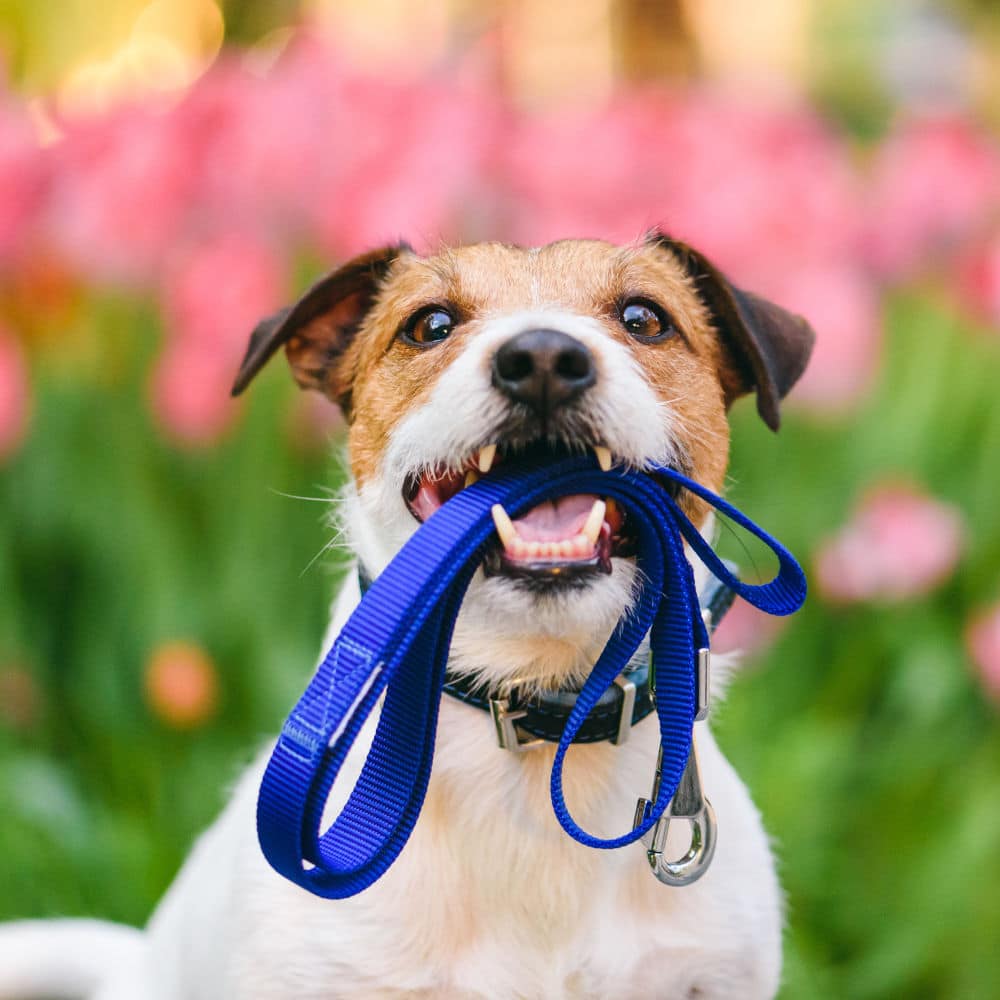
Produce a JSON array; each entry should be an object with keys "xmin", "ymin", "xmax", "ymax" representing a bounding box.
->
[{"xmin": 403, "ymin": 443, "xmax": 640, "ymax": 583}]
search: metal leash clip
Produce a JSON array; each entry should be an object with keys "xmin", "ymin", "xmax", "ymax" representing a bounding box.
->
[
  {"xmin": 633, "ymin": 645, "xmax": 717, "ymax": 886},
  {"xmin": 633, "ymin": 736, "xmax": 717, "ymax": 886}
]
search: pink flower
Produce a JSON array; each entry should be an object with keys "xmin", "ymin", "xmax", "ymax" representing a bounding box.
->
[
  {"xmin": 172, "ymin": 43, "xmax": 334, "ymax": 243},
  {"xmin": 160, "ymin": 229, "xmax": 285, "ymax": 356},
  {"xmin": 501, "ymin": 88, "xmax": 863, "ymax": 285},
  {"xmin": 712, "ymin": 596, "xmax": 786, "ymax": 659},
  {"xmin": 966, "ymin": 603, "xmax": 1000, "ymax": 703},
  {"xmin": 759, "ymin": 263, "xmax": 882, "ymax": 414},
  {"xmin": 0, "ymin": 327, "xmax": 30, "ymax": 460},
  {"xmin": 954, "ymin": 227, "xmax": 1000, "ymax": 330},
  {"xmin": 0, "ymin": 88, "xmax": 48, "ymax": 267},
  {"xmin": 150, "ymin": 343, "xmax": 240, "ymax": 448},
  {"xmin": 864, "ymin": 115, "xmax": 1000, "ymax": 283},
  {"xmin": 500, "ymin": 91, "xmax": 668, "ymax": 246},
  {"xmin": 151, "ymin": 230, "xmax": 285, "ymax": 447},
  {"xmin": 308, "ymin": 68, "xmax": 499, "ymax": 256},
  {"xmin": 45, "ymin": 103, "xmax": 199, "ymax": 288},
  {"xmin": 659, "ymin": 94, "xmax": 864, "ymax": 286},
  {"xmin": 174, "ymin": 37, "xmax": 497, "ymax": 258},
  {"xmin": 815, "ymin": 481, "xmax": 964, "ymax": 604}
]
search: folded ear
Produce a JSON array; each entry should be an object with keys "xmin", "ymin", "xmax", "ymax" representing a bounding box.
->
[
  {"xmin": 651, "ymin": 232, "xmax": 815, "ymax": 431},
  {"xmin": 231, "ymin": 243, "xmax": 410, "ymax": 410}
]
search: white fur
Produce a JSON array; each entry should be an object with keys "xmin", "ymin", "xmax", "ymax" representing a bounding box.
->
[
  {"xmin": 0, "ymin": 921, "xmax": 144, "ymax": 999},
  {"xmin": 0, "ymin": 303, "xmax": 783, "ymax": 1000}
]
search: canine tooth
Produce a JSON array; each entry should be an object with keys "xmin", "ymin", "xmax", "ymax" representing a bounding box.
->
[
  {"xmin": 582, "ymin": 500, "xmax": 607, "ymax": 546},
  {"xmin": 478, "ymin": 444, "xmax": 497, "ymax": 474},
  {"xmin": 491, "ymin": 504, "xmax": 518, "ymax": 549},
  {"xmin": 465, "ymin": 469, "xmax": 479, "ymax": 487},
  {"xmin": 594, "ymin": 446, "xmax": 612, "ymax": 472},
  {"xmin": 572, "ymin": 535, "xmax": 591, "ymax": 557}
]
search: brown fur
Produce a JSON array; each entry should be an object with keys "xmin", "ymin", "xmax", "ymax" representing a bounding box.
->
[
  {"xmin": 232, "ymin": 234, "xmax": 814, "ymax": 526},
  {"xmin": 339, "ymin": 239, "xmax": 738, "ymax": 524}
]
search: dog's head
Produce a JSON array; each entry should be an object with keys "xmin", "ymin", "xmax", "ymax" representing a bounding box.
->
[{"xmin": 234, "ymin": 234, "xmax": 813, "ymax": 689}]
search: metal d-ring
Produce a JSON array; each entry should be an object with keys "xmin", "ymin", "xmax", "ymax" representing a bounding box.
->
[{"xmin": 633, "ymin": 735, "xmax": 717, "ymax": 887}]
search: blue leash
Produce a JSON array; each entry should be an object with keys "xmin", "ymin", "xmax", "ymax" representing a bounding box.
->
[{"xmin": 257, "ymin": 454, "xmax": 806, "ymax": 898}]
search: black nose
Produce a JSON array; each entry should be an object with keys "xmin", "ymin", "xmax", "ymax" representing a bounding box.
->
[{"xmin": 492, "ymin": 329, "xmax": 596, "ymax": 414}]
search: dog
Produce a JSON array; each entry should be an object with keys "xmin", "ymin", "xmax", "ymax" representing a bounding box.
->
[{"xmin": 0, "ymin": 232, "xmax": 813, "ymax": 999}]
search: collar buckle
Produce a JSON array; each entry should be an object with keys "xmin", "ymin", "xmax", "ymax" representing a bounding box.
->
[
  {"xmin": 490, "ymin": 671, "xmax": 638, "ymax": 752},
  {"xmin": 489, "ymin": 693, "xmax": 546, "ymax": 752}
]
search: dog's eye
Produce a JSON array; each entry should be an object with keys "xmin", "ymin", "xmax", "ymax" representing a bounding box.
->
[
  {"xmin": 620, "ymin": 299, "xmax": 674, "ymax": 343},
  {"xmin": 402, "ymin": 307, "xmax": 455, "ymax": 346}
]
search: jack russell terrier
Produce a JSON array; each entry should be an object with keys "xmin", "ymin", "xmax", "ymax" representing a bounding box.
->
[{"xmin": 0, "ymin": 232, "xmax": 814, "ymax": 999}]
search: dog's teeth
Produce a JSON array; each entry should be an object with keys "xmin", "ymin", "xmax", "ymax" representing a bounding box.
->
[
  {"xmin": 594, "ymin": 446, "xmax": 612, "ymax": 472},
  {"xmin": 582, "ymin": 499, "xmax": 607, "ymax": 546},
  {"xmin": 478, "ymin": 444, "xmax": 497, "ymax": 474},
  {"xmin": 465, "ymin": 469, "xmax": 479, "ymax": 487},
  {"xmin": 491, "ymin": 504, "xmax": 518, "ymax": 549},
  {"xmin": 572, "ymin": 534, "xmax": 591, "ymax": 557}
]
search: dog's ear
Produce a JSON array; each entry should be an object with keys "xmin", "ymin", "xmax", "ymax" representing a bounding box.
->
[
  {"xmin": 231, "ymin": 243, "xmax": 410, "ymax": 409},
  {"xmin": 651, "ymin": 232, "xmax": 815, "ymax": 431}
]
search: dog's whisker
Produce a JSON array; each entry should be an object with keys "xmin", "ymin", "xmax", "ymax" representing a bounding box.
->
[
  {"xmin": 300, "ymin": 533, "xmax": 352, "ymax": 578},
  {"xmin": 272, "ymin": 492, "xmax": 342, "ymax": 504},
  {"xmin": 270, "ymin": 485, "xmax": 347, "ymax": 504}
]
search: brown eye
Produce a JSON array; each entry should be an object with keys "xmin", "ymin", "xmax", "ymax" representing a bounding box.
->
[
  {"xmin": 620, "ymin": 299, "xmax": 674, "ymax": 343},
  {"xmin": 402, "ymin": 307, "xmax": 455, "ymax": 346}
]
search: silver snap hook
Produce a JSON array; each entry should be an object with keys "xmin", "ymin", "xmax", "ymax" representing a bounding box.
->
[{"xmin": 633, "ymin": 734, "xmax": 717, "ymax": 887}]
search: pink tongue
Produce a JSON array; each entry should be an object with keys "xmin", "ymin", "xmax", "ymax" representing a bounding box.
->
[{"xmin": 513, "ymin": 494, "xmax": 598, "ymax": 542}]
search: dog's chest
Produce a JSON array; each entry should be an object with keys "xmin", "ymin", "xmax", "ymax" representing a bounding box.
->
[
  {"xmin": 237, "ymin": 852, "xmax": 709, "ymax": 1000},
  {"xmin": 229, "ymin": 729, "xmax": 762, "ymax": 1000},
  {"xmin": 234, "ymin": 845, "xmax": 750, "ymax": 1000}
]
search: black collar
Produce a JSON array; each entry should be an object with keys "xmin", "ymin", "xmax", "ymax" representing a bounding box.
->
[{"xmin": 355, "ymin": 563, "xmax": 735, "ymax": 747}]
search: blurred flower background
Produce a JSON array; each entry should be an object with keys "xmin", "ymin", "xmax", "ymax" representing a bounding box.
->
[{"xmin": 1, "ymin": 0, "xmax": 998, "ymax": 995}]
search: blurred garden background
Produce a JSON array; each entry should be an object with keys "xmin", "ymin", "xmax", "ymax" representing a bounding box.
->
[{"xmin": 1, "ymin": 0, "xmax": 999, "ymax": 996}]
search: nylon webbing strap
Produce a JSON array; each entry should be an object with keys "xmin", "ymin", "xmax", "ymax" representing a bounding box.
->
[{"xmin": 256, "ymin": 456, "xmax": 807, "ymax": 898}]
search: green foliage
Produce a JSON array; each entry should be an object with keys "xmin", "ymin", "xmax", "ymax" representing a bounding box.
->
[
  {"xmin": 716, "ymin": 295, "xmax": 1000, "ymax": 998},
  {"xmin": 0, "ymin": 304, "xmax": 339, "ymax": 924},
  {"xmin": 1, "ymin": 293, "xmax": 999, "ymax": 997}
]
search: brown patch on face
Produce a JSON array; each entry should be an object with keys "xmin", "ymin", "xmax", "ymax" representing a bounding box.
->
[
  {"xmin": 341, "ymin": 239, "xmax": 735, "ymax": 526},
  {"xmin": 599, "ymin": 241, "xmax": 735, "ymax": 525}
]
